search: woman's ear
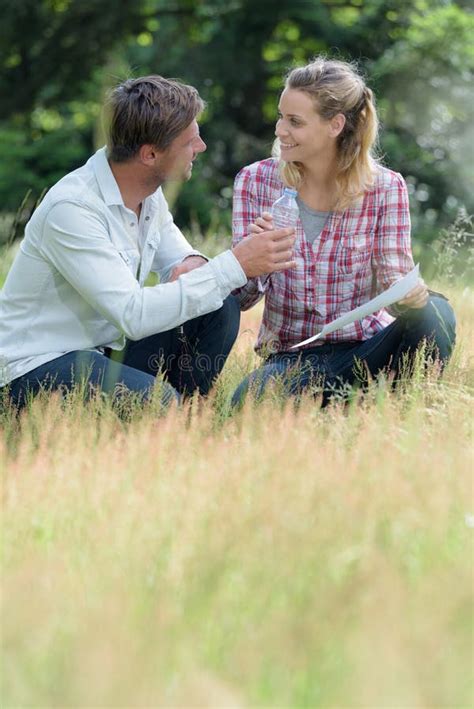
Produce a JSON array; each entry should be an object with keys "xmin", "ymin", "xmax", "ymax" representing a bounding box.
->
[{"xmin": 329, "ymin": 113, "xmax": 346, "ymax": 138}]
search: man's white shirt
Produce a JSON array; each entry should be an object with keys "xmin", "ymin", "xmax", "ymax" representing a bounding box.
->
[{"xmin": 0, "ymin": 147, "xmax": 246, "ymax": 386}]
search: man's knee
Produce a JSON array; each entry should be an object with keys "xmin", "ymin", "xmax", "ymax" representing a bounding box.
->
[
  {"xmin": 193, "ymin": 294, "xmax": 240, "ymax": 340},
  {"xmin": 218, "ymin": 294, "xmax": 241, "ymax": 338}
]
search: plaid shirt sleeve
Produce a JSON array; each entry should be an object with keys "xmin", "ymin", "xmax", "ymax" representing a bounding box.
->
[
  {"xmin": 372, "ymin": 172, "xmax": 415, "ymax": 295},
  {"xmin": 231, "ymin": 167, "xmax": 269, "ymax": 310}
]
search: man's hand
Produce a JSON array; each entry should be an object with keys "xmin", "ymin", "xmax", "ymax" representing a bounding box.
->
[
  {"xmin": 233, "ymin": 210, "xmax": 296, "ymax": 278},
  {"xmin": 397, "ymin": 279, "xmax": 429, "ymax": 309},
  {"xmin": 169, "ymin": 255, "xmax": 208, "ymax": 282}
]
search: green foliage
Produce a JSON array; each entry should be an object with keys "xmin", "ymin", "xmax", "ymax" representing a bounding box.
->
[
  {"xmin": 373, "ymin": 0, "xmax": 474, "ymax": 234},
  {"xmin": 0, "ymin": 0, "xmax": 147, "ymax": 118},
  {"xmin": 0, "ymin": 0, "xmax": 472, "ymax": 249},
  {"xmin": 0, "ymin": 120, "xmax": 88, "ymax": 214},
  {"xmin": 433, "ymin": 210, "xmax": 474, "ymax": 284}
]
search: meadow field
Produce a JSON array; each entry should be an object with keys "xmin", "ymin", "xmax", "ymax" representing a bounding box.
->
[{"xmin": 1, "ymin": 239, "xmax": 473, "ymax": 707}]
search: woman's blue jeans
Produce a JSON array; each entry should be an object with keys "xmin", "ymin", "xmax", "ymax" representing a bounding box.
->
[
  {"xmin": 7, "ymin": 295, "xmax": 240, "ymax": 409},
  {"xmin": 232, "ymin": 295, "xmax": 456, "ymax": 408}
]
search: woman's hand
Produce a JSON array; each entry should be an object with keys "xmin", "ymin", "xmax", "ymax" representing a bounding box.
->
[
  {"xmin": 397, "ymin": 279, "xmax": 429, "ymax": 309},
  {"xmin": 249, "ymin": 211, "xmax": 274, "ymax": 234}
]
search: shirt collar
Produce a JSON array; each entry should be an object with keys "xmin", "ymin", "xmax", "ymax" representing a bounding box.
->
[{"xmin": 92, "ymin": 146, "xmax": 124, "ymax": 207}]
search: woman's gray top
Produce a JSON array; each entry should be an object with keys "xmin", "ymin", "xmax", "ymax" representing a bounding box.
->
[{"xmin": 296, "ymin": 196, "xmax": 330, "ymax": 245}]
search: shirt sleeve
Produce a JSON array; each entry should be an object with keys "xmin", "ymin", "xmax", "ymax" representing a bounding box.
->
[
  {"xmin": 151, "ymin": 189, "xmax": 207, "ymax": 281},
  {"xmin": 231, "ymin": 167, "xmax": 268, "ymax": 311},
  {"xmin": 40, "ymin": 201, "xmax": 246, "ymax": 341},
  {"xmin": 372, "ymin": 173, "xmax": 415, "ymax": 306}
]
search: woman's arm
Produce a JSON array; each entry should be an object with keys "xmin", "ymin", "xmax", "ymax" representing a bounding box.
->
[
  {"xmin": 372, "ymin": 171, "xmax": 427, "ymax": 311},
  {"xmin": 372, "ymin": 172, "xmax": 415, "ymax": 291}
]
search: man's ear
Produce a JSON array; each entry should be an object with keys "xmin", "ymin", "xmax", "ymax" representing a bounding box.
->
[
  {"xmin": 138, "ymin": 144, "xmax": 161, "ymax": 165},
  {"xmin": 329, "ymin": 113, "xmax": 346, "ymax": 138}
]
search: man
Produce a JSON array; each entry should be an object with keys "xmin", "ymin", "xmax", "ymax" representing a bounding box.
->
[{"xmin": 0, "ymin": 76, "xmax": 296, "ymax": 408}]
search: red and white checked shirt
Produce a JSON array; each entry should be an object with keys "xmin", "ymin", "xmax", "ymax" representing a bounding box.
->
[{"xmin": 232, "ymin": 158, "xmax": 415, "ymax": 355}]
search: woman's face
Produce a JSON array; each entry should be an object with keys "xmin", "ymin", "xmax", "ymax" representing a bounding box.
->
[{"xmin": 275, "ymin": 88, "xmax": 339, "ymax": 164}]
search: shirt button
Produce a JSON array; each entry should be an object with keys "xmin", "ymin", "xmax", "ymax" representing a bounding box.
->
[
  {"xmin": 130, "ymin": 222, "xmax": 135, "ymax": 227},
  {"xmin": 145, "ymin": 216, "xmax": 150, "ymax": 221}
]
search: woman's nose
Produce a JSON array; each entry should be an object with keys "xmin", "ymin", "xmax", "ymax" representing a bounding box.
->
[{"xmin": 275, "ymin": 119, "xmax": 286, "ymax": 138}]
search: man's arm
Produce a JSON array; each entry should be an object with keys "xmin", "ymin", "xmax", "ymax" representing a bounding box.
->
[
  {"xmin": 40, "ymin": 201, "xmax": 246, "ymax": 341},
  {"xmin": 40, "ymin": 201, "xmax": 295, "ymax": 342}
]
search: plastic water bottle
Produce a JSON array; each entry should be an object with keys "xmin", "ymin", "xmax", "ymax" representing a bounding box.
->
[{"xmin": 271, "ymin": 188, "xmax": 299, "ymax": 230}]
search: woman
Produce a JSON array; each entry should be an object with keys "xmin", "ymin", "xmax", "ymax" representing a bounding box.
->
[{"xmin": 231, "ymin": 57, "xmax": 455, "ymax": 406}]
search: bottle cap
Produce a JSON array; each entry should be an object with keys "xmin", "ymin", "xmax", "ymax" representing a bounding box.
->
[{"xmin": 283, "ymin": 188, "xmax": 298, "ymax": 197}]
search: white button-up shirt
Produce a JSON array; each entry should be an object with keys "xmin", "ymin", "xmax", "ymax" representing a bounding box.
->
[{"xmin": 0, "ymin": 147, "xmax": 246, "ymax": 386}]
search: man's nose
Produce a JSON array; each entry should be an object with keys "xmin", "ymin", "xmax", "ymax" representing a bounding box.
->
[{"xmin": 197, "ymin": 137, "xmax": 206, "ymax": 153}]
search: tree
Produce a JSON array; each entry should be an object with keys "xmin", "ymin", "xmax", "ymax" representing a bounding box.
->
[
  {"xmin": 0, "ymin": 0, "xmax": 148, "ymax": 119},
  {"xmin": 0, "ymin": 0, "xmax": 472, "ymax": 248}
]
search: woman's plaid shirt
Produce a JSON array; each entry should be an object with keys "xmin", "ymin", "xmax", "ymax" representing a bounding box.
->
[{"xmin": 232, "ymin": 158, "xmax": 415, "ymax": 355}]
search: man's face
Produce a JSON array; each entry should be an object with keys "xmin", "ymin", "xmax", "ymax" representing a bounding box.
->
[{"xmin": 155, "ymin": 120, "xmax": 206, "ymax": 182}]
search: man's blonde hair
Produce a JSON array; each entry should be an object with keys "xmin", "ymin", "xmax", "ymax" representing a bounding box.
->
[{"xmin": 107, "ymin": 75, "xmax": 205, "ymax": 162}]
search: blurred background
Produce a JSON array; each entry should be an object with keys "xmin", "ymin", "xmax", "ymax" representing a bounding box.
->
[{"xmin": 0, "ymin": 0, "xmax": 473, "ymax": 278}]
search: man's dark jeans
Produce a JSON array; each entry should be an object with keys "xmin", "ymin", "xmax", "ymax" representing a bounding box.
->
[
  {"xmin": 7, "ymin": 295, "xmax": 240, "ymax": 409},
  {"xmin": 232, "ymin": 294, "xmax": 456, "ymax": 408}
]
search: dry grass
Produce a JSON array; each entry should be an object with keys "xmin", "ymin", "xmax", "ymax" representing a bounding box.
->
[{"xmin": 1, "ymin": 284, "xmax": 473, "ymax": 708}]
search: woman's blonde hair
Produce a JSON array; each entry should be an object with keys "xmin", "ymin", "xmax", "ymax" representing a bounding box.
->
[{"xmin": 273, "ymin": 57, "xmax": 380, "ymax": 210}]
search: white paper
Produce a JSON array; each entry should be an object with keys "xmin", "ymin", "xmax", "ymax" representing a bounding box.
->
[{"xmin": 291, "ymin": 264, "xmax": 420, "ymax": 349}]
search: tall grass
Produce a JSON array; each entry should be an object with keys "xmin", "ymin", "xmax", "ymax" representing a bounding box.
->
[{"xmin": 1, "ymin": 283, "xmax": 473, "ymax": 707}]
